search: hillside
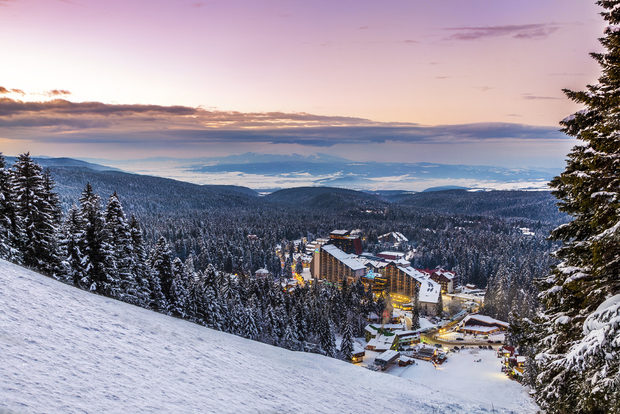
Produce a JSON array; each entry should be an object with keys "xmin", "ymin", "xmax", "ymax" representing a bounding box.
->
[
  {"xmin": 390, "ymin": 189, "xmax": 566, "ymax": 224},
  {"xmin": 46, "ymin": 167, "xmax": 259, "ymax": 213},
  {"xmin": 0, "ymin": 260, "xmax": 535, "ymax": 413},
  {"xmin": 264, "ymin": 186, "xmax": 385, "ymax": 209}
]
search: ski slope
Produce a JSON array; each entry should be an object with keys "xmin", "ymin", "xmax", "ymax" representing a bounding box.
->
[{"xmin": 0, "ymin": 260, "xmax": 534, "ymax": 413}]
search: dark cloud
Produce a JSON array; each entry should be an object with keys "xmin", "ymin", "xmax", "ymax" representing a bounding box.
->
[
  {"xmin": 445, "ymin": 24, "xmax": 559, "ymax": 41},
  {"xmin": 402, "ymin": 39, "xmax": 418, "ymax": 44},
  {"xmin": 0, "ymin": 86, "xmax": 8, "ymax": 94},
  {"xmin": 0, "ymin": 98, "xmax": 198, "ymax": 117},
  {"xmin": 0, "ymin": 96, "xmax": 568, "ymax": 149}
]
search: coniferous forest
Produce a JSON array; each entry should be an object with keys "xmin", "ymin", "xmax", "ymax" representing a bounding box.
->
[{"xmin": 0, "ymin": 151, "xmax": 560, "ymax": 358}]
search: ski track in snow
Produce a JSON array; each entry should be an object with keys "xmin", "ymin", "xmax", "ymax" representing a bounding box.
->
[{"xmin": 0, "ymin": 260, "xmax": 535, "ymax": 413}]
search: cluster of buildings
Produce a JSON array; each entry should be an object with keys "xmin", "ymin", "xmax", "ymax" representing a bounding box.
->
[
  {"xmin": 499, "ymin": 345, "xmax": 526, "ymax": 381},
  {"xmin": 308, "ymin": 229, "xmax": 458, "ymax": 316}
]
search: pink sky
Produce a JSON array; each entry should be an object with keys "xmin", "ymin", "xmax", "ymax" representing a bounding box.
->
[{"xmin": 0, "ymin": 0, "xmax": 606, "ymax": 166}]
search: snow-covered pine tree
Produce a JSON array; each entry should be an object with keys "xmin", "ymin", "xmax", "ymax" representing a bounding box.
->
[
  {"xmin": 128, "ymin": 215, "xmax": 151, "ymax": 305},
  {"xmin": 340, "ymin": 317, "xmax": 354, "ymax": 361},
  {"xmin": 319, "ymin": 315, "xmax": 337, "ymax": 357},
  {"xmin": 169, "ymin": 258, "xmax": 190, "ymax": 317},
  {"xmin": 78, "ymin": 183, "xmax": 113, "ymax": 293},
  {"xmin": 411, "ymin": 288, "xmax": 421, "ymax": 330},
  {"xmin": 0, "ymin": 153, "xmax": 20, "ymax": 262},
  {"xmin": 58, "ymin": 206, "xmax": 87, "ymax": 286},
  {"xmin": 149, "ymin": 236, "xmax": 174, "ymax": 304},
  {"xmin": 11, "ymin": 153, "xmax": 60, "ymax": 273},
  {"xmin": 105, "ymin": 192, "xmax": 138, "ymax": 302},
  {"xmin": 533, "ymin": 2, "xmax": 620, "ymax": 412}
]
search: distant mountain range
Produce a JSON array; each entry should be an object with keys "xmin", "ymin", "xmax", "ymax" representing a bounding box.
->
[{"xmin": 82, "ymin": 152, "xmax": 562, "ymax": 192}]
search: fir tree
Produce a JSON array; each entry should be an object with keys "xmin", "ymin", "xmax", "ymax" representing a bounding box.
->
[
  {"xmin": 78, "ymin": 183, "xmax": 113, "ymax": 293},
  {"xmin": 340, "ymin": 317, "xmax": 355, "ymax": 360},
  {"xmin": 0, "ymin": 153, "xmax": 20, "ymax": 262},
  {"xmin": 58, "ymin": 206, "xmax": 86, "ymax": 286},
  {"xmin": 149, "ymin": 236, "xmax": 174, "ymax": 303},
  {"xmin": 105, "ymin": 192, "xmax": 137, "ymax": 302},
  {"xmin": 11, "ymin": 153, "xmax": 60, "ymax": 272},
  {"xmin": 532, "ymin": 2, "xmax": 620, "ymax": 412}
]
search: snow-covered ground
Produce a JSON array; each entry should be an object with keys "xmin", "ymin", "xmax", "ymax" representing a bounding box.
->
[
  {"xmin": 0, "ymin": 259, "xmax": 536, "ymax": 413},
  {"xmin": 388, "ymin": 348, "xmax": 537, "ymax": 413}
]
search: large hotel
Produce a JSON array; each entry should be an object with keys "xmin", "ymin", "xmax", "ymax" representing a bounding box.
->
[{"xmin": 310, "ymin": 230, "xmax": 453, "ymax": 315}]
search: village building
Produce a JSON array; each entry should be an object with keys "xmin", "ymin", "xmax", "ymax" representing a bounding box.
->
[
  {"xmin": 311, "ymin": 244, "xmax": 367, "ymax": 285},
  {"xmin": 459, "ymin": 314, "xmax": 509, "ymax": 335},
  {"xmin": 377, "ymin": 231, "xmax": 408, "ymax": 248},
  {"xmin": 428, "ymin": 267, "xmax": 457, "ymax": 293},
  {"xmin": 377, "ymin": 251, "xmax": 406, "ymax": 261},
  {"xmin": 366, "ymin": 333, "xmax": 398, "ymax": 352},
  {"xmin": 374, "ymin": 349, "xmax": 400, "ymax": 370},
  {"xmin": 254, "ymin": 268, "xmax": 270, "ymax": 278},
  {"xmin": 329, "ymin": 230, "xmax": 363, "ymax": 255}
]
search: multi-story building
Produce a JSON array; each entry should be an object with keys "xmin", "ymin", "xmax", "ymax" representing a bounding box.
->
[
  {"xmin": 329, "ymin": 230, "xmax": 363, "ymax": 255},
  {"xmin": 428, "ymin": 267, "xmax": 456, "ymax": 293},
  {"xmin": 311, "ymin": 244, "xmax": 367, "ymax": 285}
]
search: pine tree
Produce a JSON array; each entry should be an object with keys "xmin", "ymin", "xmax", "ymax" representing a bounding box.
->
[
  {"xmin": 149, "ymin": 236, "xmax": 174, "ymax": 303},
  {"xmin": 105, "ymin": 192, "xmax": 137, "ymax": 302},
  {"xmin": 58, "ymin": 206, "xmax": 87, "ymax": 286},
  {"xmin": 0, "ymin": 153, "xmax": 20, "ymax": 262},
  {"xmin": 532, "ymin": 2, "xmax": 620, "ymax": 412},
  {"xmin": 78, "ymin": 183, "xmax": 113, "ymax": 293},
  {"xmin": 169, "ymin": 258, "xmax": 190, "ymax": 317},
  {"xmin": 11, "ymin": 153, "xmax": 60, "ymax": 272},
  {"xmin": 319, "ymin": 315, "xmax": 337, "ymax": 357},
  {"xmin": 340, "ymin": 317, "xmax": 355, "ymax": 360},
  {"xmin": 128, "ymin": 215, "xmax": 151, "ymax": 305}
]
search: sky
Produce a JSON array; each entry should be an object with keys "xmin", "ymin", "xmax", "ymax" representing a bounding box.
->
[{"xmin": 0, "ymin": 0, "xmax": 606, "ymax": 169}]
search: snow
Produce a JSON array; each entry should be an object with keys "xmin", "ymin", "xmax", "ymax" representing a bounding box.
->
[
  {"xmin": 463, "ymin": 314, "xmax": 509, "ymax": 328},
  {"xmin": 321, "ymin": 244, "xmax": 366, "ymax": 271},
  {"xmin": 388, "ymin": 349, "xmax": 538, "ymax": 413},
  {"xmin": 0, "ymin": 259, "xmax": 539, "ymax": 414}
]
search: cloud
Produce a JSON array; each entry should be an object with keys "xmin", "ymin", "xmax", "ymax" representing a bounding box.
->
[
  {"xmin": 1, "ymin": 87, "xmax": 26, "ymax": 95},
  {"xmin": 474, "ymin": 86, "xmax": 493, "ymax": 92},
  {"xmin": 445, "ymin": 24, "xmax": 559, "ymax": 41},
  {"xmin": 522, "ymin": 93, "xmax": 563, "ymax": 100},
  {"xmin": 0, "ymin": 95, "xmax": 569, "ymax": 150},
  {"xmin": 47, "ymin": 89, "xmax": 71, "ymax": 96}
]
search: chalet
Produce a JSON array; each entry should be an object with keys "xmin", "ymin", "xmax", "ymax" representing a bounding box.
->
[
  {"xmin": 460, "ymin": 314, "xmax": 509, "ymax": 335},
  {"xmin": 351, "ymin": 343, "xmax": 365, "ymax": 363},
  {"xmin": 374, "ymin": 350, "xmax": 400, "ymax": 370},
  {"xmin": 254, "ymin": 268, "xmax": 270, "ymax": 278},
  {"xmin": 411, "ymin": 344, "xmax": 436, "ymax": 361},
  {"xmin": 366, "ymin": 333, "xmax": 398, "ymax": 352},
  {"xmin": 394, "ymin": 330, "xmax": 421, "ymax": 350},
  {"xmin": 398, "ymin": 355, "xmax": 414, "ymax": 366}
]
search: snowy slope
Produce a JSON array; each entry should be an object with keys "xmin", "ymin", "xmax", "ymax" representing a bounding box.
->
[{"xmin": 0, "ymin": 260, "xmax": 532, "ymax": 413}]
